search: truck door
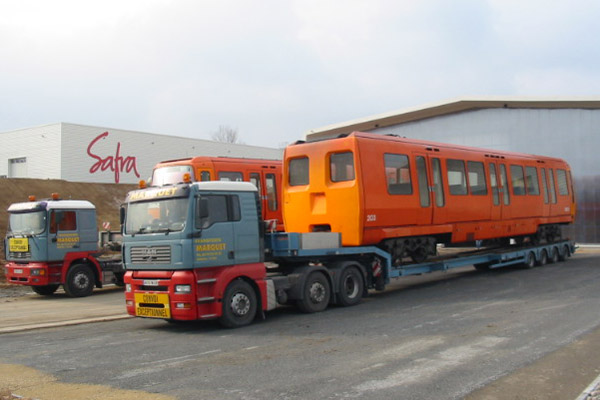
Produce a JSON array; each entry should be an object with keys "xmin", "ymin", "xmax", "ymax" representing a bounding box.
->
[
  {"xmin": 48, "ymin": 210, "xmax": 79, "ymax": 262},
  {"xmin": 193, "ymin": 194, "xmax": 236, "ymax": 267}
]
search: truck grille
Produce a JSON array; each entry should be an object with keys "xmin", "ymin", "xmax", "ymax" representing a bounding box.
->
[
  {"xmin": 130, "ymin": 246, "xmax": 171, "ymax": 264},
  {"xmin": 9, "ymin": 252, "xmax": 31, "ymax": 259}
]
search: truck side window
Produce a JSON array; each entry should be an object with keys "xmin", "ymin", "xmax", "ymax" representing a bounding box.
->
[
  {"xmin": 50, "ymin": 210, "xmax": 77, "ymax": 233},
  {"xmin": 196, "ymin": 195, "xmax": 241, "ymax": 229}
]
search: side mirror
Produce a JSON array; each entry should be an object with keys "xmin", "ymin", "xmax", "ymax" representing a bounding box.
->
[
  {"xmin": 119, "ymin": 206, "xmax": 125, "ymax": 225},
  {"xmin": 199, "ymin": 198, "xmax": 209, "ymax": 219}
]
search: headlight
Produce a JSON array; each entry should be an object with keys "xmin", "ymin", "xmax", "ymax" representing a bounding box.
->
[
  {"xmin": 31, "ymin": 268, "xmax": 45, "ymax": 276},
  {"xmin": 175, "ymin": 284, "xmax": 191, "ymax": 294},
  {"xmin": 126, "ymin": 283, "xmax": 132, "ymax": 292}
]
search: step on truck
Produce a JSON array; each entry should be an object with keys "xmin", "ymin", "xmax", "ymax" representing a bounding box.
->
[
  {"xmin": 4, "ymin": 194, "xmax": 124, "ymax": 297},
  {"xmin": 122, "ymin": 180, "xmax": 575, "ymax": 328}
]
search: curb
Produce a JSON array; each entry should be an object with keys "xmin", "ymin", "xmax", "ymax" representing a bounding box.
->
[
  {"xmin": 0, "ymin": 314, "xmax": 132, "ymax": 334},
  {"xmin": 576, "ymin": 373, "xmax": 600, "ymax": 400}
]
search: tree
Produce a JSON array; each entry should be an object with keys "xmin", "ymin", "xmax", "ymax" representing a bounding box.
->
[{"xmin": 211, "ymin": 125, "xmax": 242, "ymax": 144}]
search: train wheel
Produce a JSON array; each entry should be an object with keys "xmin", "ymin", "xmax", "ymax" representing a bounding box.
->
[
  {"xmin": 219, "ymin": 279, "xmax": 257, "ymax": 328},
  {"xmin": 64, "ymin": 264, "xmax": 95, "ymax": 297},
  {"xmin": 523, "ymin": 252, "xmax": 536, "ymax": 269},
  {"xmin": 536, "ymin": 249, "xmax": 548, "ymax": 266},
  {"xmin": 297, "ymin": 272, "xmax": 330, "ymax": 313},
  {"xmin": 338, "ymin": 267, "xmax": 364, "ymax": 307},
  {"xmin": 549, "ymin": 247, "xmax": 559, "ymax": 264},
  {"xmin": 32, "ymin": 284, "xmax": 60, "ymax": 296}
]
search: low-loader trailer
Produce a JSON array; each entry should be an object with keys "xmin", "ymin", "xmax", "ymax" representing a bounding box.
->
[
  {"xmin": 122, "ymin": 181, "xmax": 575, "ymax": 328},
  {"xmin": 4, "ymin": 194, "xmax": 124, "ymax": 297}
]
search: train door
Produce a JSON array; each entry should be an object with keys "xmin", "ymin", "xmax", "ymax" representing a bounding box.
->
[
  {"xmin": 539, "ymin": 167, "xmax": 551, "ymax": 217},
  {"xmin": 487, "ymin": 162, "xmax": 502, "ymax": 220},
  {"xmin": 248, "ymin": 170, "xmax": 265, "ymax": 214},
  {"xmin": 413, "ymin": 153, "xmax": 433, "ymax": 225},
  {"xmin": 498, "ymin": 163, "xmax": 511, "ymax": 220}
]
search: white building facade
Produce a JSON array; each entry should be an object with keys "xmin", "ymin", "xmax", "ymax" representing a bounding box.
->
[
  {"xmin": 0, "ymin": 123, "xmax": 282, "ymax": 184},
  {"xmin": 306, "ymin": 97, "xmax": 600, "ymax": 244}
]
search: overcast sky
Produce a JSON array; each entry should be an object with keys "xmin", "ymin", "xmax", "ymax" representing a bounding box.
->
[{"xmin": 1, "ymin": 0, "xmax": 599, "ymax": 148}]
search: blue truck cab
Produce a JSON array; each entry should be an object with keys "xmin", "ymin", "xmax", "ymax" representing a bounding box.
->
[{"xmin": 5, "ymin": 196, "xmax": 123, "ymax": 296}]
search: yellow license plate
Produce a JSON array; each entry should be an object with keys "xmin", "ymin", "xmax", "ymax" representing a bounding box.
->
[
  {"xmin": 9, "ymin": 238, "xmax": 29, "ymax": 252},
  {"xmin": 134, "ymin": 293, "xmax": 171, "ymax": 318}
]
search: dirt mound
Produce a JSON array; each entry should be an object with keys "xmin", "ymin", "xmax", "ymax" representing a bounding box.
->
[{"xmin": 0, "ymin": 178, "xmax": 136, "ymax": 283}]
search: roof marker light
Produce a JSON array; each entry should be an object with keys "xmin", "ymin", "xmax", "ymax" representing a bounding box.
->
[
  {"xmin": 183, "ymin": 173, "xmax": 192, "ymax": 183},
  {"xmin": 51, "ymin": 193, "xmax": 60, "ymax": 200},
  {"xmin": 139, "ymin": 180, "xmax": 147, "ymax": 189},
  {"xmin": 28, "ymin": 195, "xmax": 36, "ymax": 202}
]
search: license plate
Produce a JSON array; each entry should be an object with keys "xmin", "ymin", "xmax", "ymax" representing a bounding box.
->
[
  {"xmin": 13, "ymin": 268, "xmax": 23, "ymax": 274},
  {"xmin": 143, "ymin": 279, "xmax": 160, "ymax": 286},
  {"xmin": 9, "ymin": 238, "xmax": 29, "ymax": 252},
  {"xmin": 134, "ymin": 292, "xmax": 170, "ymax": 319}
]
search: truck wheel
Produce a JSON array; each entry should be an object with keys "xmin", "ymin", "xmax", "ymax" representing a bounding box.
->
[
  {"xmin": 64, "ymin": 264, "xmax": 95, "ymax": 297},
  {"xmin": 536, "ymin": 249, "xmax": 548, "ymax": 266},
  {"xmin": 558, "ymin": 244, "xmax": 570, "ymax": 261},
  {"xmin": 32, "ymin": 284, "xmax": 60, "ymax": 296},
  {"xmin": 548, "ymin": 247, "xmax": 559, "ymax": 264},
  {"xmin": 523, "ymin": 252, "xmax": 536, "ymax": 269},
  {"xmin": 338, "ymin": 267, "xmax": 363, "ymax": 307},
  {"xmin": 297, "ymin": 272, "xmax": 330, "ymax": 313},
  {"xmin": 219, "ymin": 279, "xmax": 257, "ymax": 328}
]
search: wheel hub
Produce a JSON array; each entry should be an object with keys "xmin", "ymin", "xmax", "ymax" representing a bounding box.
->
[
  {"xmin": 309, "ymin": 282, "xmax": 326, "ymax": 304},
  {"xmin": 230, "ymin": 293, "xmax": 250, "ymax": 316}
]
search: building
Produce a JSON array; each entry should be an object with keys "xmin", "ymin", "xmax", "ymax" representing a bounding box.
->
[
  {"xmin": 0, "ymin": 123, "xmax": 282, "ymax": 184},
  {"xmin": 306, "ymin": 97, "xmax": 600, "ymax": 243}
]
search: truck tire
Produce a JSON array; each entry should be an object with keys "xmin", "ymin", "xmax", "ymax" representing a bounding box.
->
[
  {"xmin": 64, "ymin": 264, "xmax": 95, "ymax": 297},
  {"xmin": 338, "ymin": 267, "xmax": 363, "ymax": 307},
  {"xmin": 558, "ymin": 244, "xmax": 570, "ymax": 261},
  {"xmin": 536, "ymin": 249, "xmax": 548, "ymax": 266},
  {"xmin": 297, "ymin": 271, "xmax": 330, "ymax": 313},
  {"xmin": 219, "ymin": 279, "xmax": 257, "ymax": 328},
  {"xmin": 523, "ymin": 251, "xmax": 536, "ymax": 269},
  {"xmin": 32, "ymin": 284, "xmax": 60, "ymax": 296}
]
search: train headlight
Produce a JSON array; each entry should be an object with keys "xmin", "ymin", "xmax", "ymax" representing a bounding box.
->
[{"xmin": 175, "ymin": 284, "xmax": 191, "ymax": 294}]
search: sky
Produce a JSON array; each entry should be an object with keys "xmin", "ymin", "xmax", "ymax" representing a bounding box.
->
[{"xmin": 1, "ymin": 0, "xmax": 599, "ymax": 148}]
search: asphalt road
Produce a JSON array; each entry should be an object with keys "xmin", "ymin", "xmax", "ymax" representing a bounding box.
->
[{"xmin": 1, "ymin": 250, "xmax": 600, "ymax": 400}]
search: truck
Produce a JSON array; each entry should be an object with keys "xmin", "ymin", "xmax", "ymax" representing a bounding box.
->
[
  {"xmin": 4, "ymin": 194, "xmax": 124, "ymax": 297},
  {"xmin": 122, "ymin": 180, "xmax": 575, "ymax": 328}
]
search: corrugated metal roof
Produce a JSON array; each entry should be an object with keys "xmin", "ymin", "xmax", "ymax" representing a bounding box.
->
[{"xmin": 305, "ymin": 96, "xmax": 600, "ymax": 141}]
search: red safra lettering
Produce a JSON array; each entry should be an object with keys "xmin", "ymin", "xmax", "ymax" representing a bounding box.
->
[{"xmin": 87, "ymin": 132, "xmax": 141, "ymax": 183}]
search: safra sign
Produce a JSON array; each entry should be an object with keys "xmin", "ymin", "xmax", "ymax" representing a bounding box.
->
[{"xmin": 86, "ymin": 131, "xmax": 141, "ymax": 183}]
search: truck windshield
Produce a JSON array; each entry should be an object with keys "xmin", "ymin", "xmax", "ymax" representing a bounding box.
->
[
  {"xmin": 125, "ymin": 198, "xmax": 189, "ymax": 234},
  {"xmin": 8, "ymin": 211, "xmax": 46, "ymax": 236},
  {"xmin": 152, "ymin": 166, "xmax": 193, "ymax": 186}
]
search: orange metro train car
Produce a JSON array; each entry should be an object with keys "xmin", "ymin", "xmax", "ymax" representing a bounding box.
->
[
  {"xmin": 151, "ymin": 156, "xmax": 283, "ymax": 230},
  {"xmin": 283, "ymin": 132, "xmax": 575, "ymax": 263}
]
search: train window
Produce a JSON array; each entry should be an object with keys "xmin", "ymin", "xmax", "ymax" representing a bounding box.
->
[
  {"xmin": 266, "ymin": 173, "xmax": 278, "ymax": 211},
  {"xmin": 200, "ymin": 171, "xmax": 211, "ymax": 181},
  {"xmin": 447, "ymin": 159, "xmax": 467, "ymax": 195},
  {"xmin": 510, "ymin": 165, "xmax": 526, "ymax": 196},
  {"xmin": 416, "ymin": 156, "xmax": 430, "ymax": 207},
  {"xmin": 289, "ymin": 157, "xmax": 309, "ymax": 186},
  {"xmin": 500, "ymin": 164, "xmax": 510, "ymax": 205},
  {"xmin": 556, "ymin": 169, "xmax": 569, "ymax": 195},
  {"xmin": 489, "ymin": 164, "xmax": 499, "ymax": 205},
  {"xmin": 541, "ymin": 168, "xmax": 549, "ymax": 204},
  {"xmin": 249, "ymin": 173, "xmax": 261, "ymax": 195},
  {"xmin": 548, "ymin": 169, "xmax": 557, "ymax": 203},
  {"xmin": 525, "ymin": 167, "xmax": 540, "ymax": 195},
  {"xmin": 219, "ymin": 171, "xmax": 243, "ymax": 182},
  {"xmin": 330, "ymin": 152, "xmax": 355, "ymax": 182},
  {"xmin": 152, "ymin": 165, "xmax": 193, "ymax": 186},
  {"xmin": 384, "ymin": 154, "xmax": 412, "ymax": 195},
  {"xmin": 467, "ymin": 161, "xmax": 487, "ymax": 195},
  {"xmin": 432, "ymin": 158, "xmax": 445, "ymax": 207}
]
